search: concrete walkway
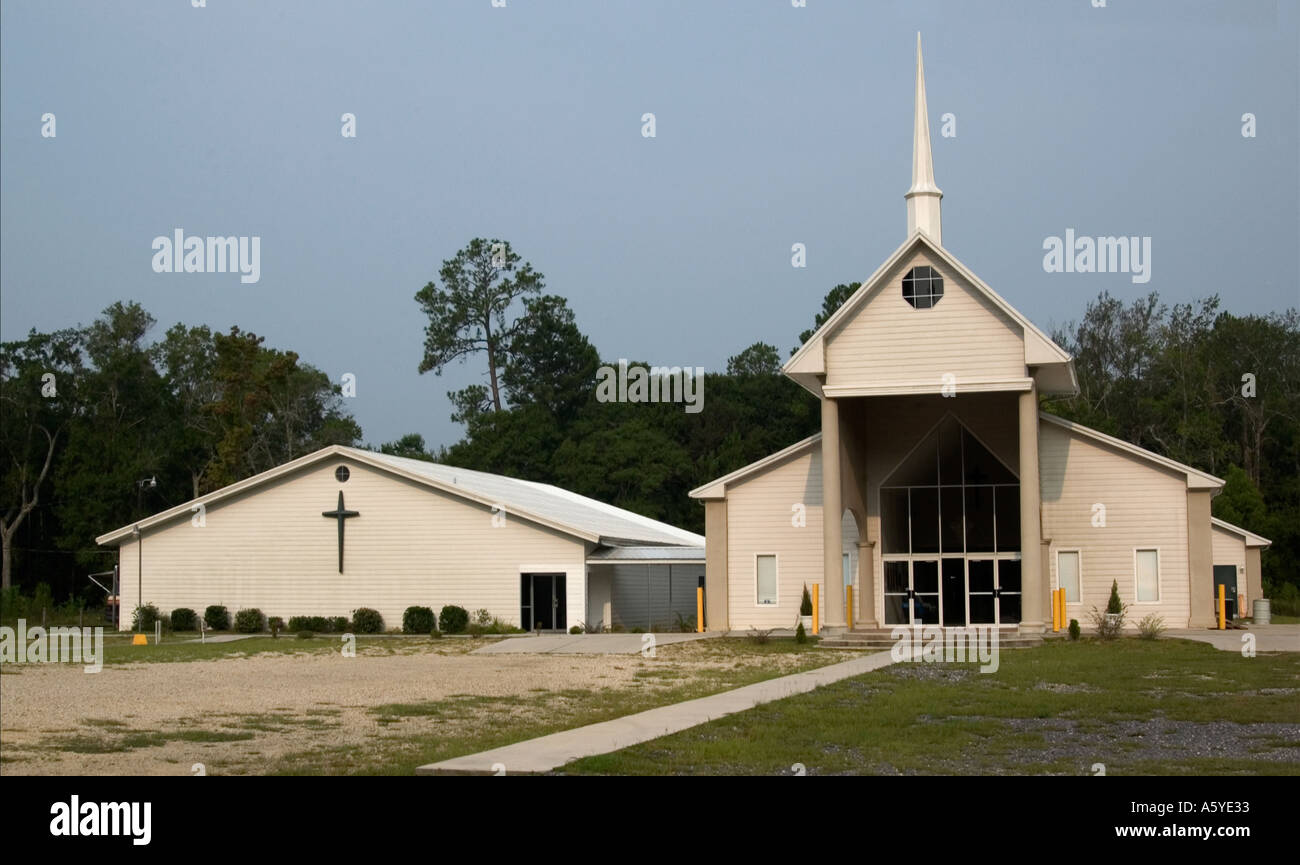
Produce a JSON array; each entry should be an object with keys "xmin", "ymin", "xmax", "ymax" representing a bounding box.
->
[
  {"xmin": 1165, "ymin": 624, "xmax": 1300, "ymax": 652},
  {"xmin": 472, "ymin": 632, "xmax": 717, "ymax": 654},
  {"xmin": 180, "ymin": 634, "xmax": 260, "ymax": 644},
  {"xmin": 417, "ymin": 650, "xmax": 895, "ymax": 774}
]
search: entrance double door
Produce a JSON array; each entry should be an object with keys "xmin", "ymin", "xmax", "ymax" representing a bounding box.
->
[
  {"xmin": 520, "ymin": 573, "xmax": 567, "ymax": 632},
  {"xmin": 884, "ymin": 558, "xmax": 1022, "ymax": 626}
]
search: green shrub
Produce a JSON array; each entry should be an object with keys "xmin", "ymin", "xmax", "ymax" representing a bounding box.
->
[
  {"xmin": 1137, "ymin": 613, "xmax": 1166, "ymax": 640},
  {"xmin": 429, "ymin": 629, "xmax": 443, "ymax": 639},
  {"xmin": 171, "ymin": 608, "xmax": 198, "ymax": 631},
  {"xmin": 800, "ymin": 585, "xmax": 813, "ymax": 617},
  {"xmin": 795, "ymin": 621, "xmax": 807, "ymax": 644},
  {"xmin": 1106, "ymin": 579, "xmax": 1123, "ymax": 615},
  {"xmin": 1068, "ymin": 619, "xmax": 1080, "ymax": 641},
  {"xmin": 673, "ymin": 611, "xmax": 697, "ymax": 633},
  {"xmin": 351, "ymin": 607, "xmax": 383, "ymax": 634},
  {"xmin": 268, "ymin": 616, "xmax": 285, "ymax": 638},
  {"xmin": 439, "ymin": 605, "xmax": 469, "ymax": 634},
  {"xmin": 328, "ymin": 616, "xmax": 350, "ymax": 633},
  {"xmin": 403, "ymin": 606, "xmax": 436, "ymax": 634},
  {"xmin": 569, "ymin": 625, "xmax": 582, "ymax": 634},
  {"xmin": 204, "ymin": 605, "xmax": 230, "ymax": 631},
  {"xmin": 289, "ymin": 615, "xmax": 350, "ymax": 632},
  {"xmin": 473, "ymin": 608, "xmax": 492, "ymax": 627},
  {"xmin": 234, "ymin": 608, "xmax": 264, "ymax": 633},
  {"xmin": 132, "ymin": 603, "xmax": 162, "ymax": 632}
]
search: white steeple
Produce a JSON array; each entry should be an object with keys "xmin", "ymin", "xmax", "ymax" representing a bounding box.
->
[{"xmin": 905, "ymin": 32, "xmax": 943, "ymax": 244}]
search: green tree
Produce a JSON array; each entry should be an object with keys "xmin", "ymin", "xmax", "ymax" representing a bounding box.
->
[
  {"xmin": 502, "ymin": 294, "xmax": 600, "ymax": 425},
  {"xmin": 0, "ymin": 327, "xmax": 84, "ymax": 588},
  {"xmin": 415, "ymin": 238, "xmax": 544, "ymax": 414},
  {"xmin": 794, "ymin": 282, "xmax": 860, "ymax": 352}
]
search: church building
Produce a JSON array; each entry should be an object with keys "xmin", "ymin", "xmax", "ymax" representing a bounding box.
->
[
  {"xmin": 690, "ymin": 36, "xmax": 1269, "ymax": 636},
  {"xmin": 97, "ymin": 446, "xmax": 704, "ymax": 633}
]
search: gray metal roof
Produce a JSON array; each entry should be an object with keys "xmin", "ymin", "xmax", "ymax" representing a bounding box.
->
[
  {"xmin": 350, "ymin": 449, "xmax": 705, "ymax": 549},
  {"xmin": 585, "ymin": 545, "xmax": 706, "ymax": 564}
]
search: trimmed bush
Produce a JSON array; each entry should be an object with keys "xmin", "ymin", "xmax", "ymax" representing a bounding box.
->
[
  {"xmin": 204, "ymin": 605, "xmax": 230, "ymax": 631},
  {"xmin": 351, "ymin": 607, "xmax": 383, "ymax": 634},
  {"xmin": 795, "ymin": 621, "xmax": 807, "ymax": 644},
  {"xmin": 439, "ymin": 605, "xmax": 469, "ymax": 634},
  {"xmin": 288, "ymin": 616, "xmax": 328, "ymax": 633},
  {"xmin": 234, "ymin": 608, "xmax": 265, "ymax": 633},
  {"xmin": 328, "ymin": 616, "xmax": 349, "ymax": 633},
  {"xmin": 170, "ymin": 608, "xmax": 198, "ymax": 631},
  {"xmin": 132, "ymin": 603, "xmax": 162, "ymax": 632},
  {"xmin": 800, "ymin": 585, "xmax": 813, "ymax": 617},
  {"xmin": 1068, "ymin": 618, "xmax": 1081, "ymax": 641},
  {"xmin": 569, "ymin": 625, "xmax": 582, "ymax": 634},
  {"xmin": 268, "ymin": 616, "xmax": 285, "ymax": 638},
  {"xmin": 403, "ymin": 606, "xmax": 436, "ymax": 635}
]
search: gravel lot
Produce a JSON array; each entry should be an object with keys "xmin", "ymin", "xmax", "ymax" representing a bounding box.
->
[{"xmin": 0, "ymin": 638, "xmax": 845, "ymax": 775}]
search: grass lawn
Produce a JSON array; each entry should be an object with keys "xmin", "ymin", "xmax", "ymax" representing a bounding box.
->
[{"xmin": 561, "ymin": 638, "xmax": 1300, "ymax": 776}]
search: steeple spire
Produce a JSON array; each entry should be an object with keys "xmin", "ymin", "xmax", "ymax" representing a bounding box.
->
[{"xmin": 905, "ymin": 32, "xmax": 943, "ymax": 244}]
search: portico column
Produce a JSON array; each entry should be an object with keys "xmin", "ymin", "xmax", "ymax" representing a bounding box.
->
[
  {"xmin": 857, "ymin": 540, "xmax": 877, "ymax": 628},
  {"xmin": 1017, "ymin": 387, "xmax": 1045, "ymax": 633},
  {"xmin": 822, "ymin": 397, "xmax": 845, "ymax": 628}
]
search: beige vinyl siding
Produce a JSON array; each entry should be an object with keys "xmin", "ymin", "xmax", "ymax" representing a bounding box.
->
[
  {"xmin": 725, "ymin": 448, "xmax": 824, "ymax": 630},
  {"xmin": 1040, "ymin": 423, "xmax": 1191, "ymax": 627},
  {"xmin": 608, "ymin": 564, "xmax": 703, "ymax": 631},
  {"xmin": 824, "ymin": 251, "xmax": 1026, "ymax": 389},
  {"xmin": 115, "ymin": 458, "xmax": 586, "ymax": 631},
  {"xmin": 1210, "ymin": 524, "xmax": 1248, "ymax": 606}
]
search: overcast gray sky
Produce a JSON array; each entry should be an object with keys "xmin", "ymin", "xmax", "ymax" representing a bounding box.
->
[{"xmin": 3, "ymin": 0, "xmax": 1297, "ymax": 449}]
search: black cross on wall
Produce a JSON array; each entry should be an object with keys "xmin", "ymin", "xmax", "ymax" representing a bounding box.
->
[{"xmin": 322, "ymin": 491, "xmax": 359, "ymax": 573}]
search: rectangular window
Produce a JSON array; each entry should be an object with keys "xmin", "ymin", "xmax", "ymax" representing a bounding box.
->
[
  {"xmin": 1135, "ymin": 549, "xmax": 1159, "ymax": 602},
  {"xmin": 1057, "ymin": 550, "xmax": 1080, "ymax": 603},
  {"xmin": 842, "ymin": 553, "xmax": 853, "ymax": 587},
  {"xmin": 757, "ymin": 555, "xmax": 778, "ymax": 605}
]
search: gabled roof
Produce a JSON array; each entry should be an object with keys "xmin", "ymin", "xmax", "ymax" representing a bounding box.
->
[
  {"xmin": 689, "ymin": 433, "xmax": 822, "ymax": 500},
  {"xmin": 96, "ymin": 445, "xmax": 704, "ymax": 549},
  {"xmin": 1039, "ymin": 412, "xmax": 1224, "ymax": 491},
  {"xmin": 784, "ymin": 232, "xmax": 1077, "ymax": 397},
  {"xmin": 1210, "ymin": 517, "xmax": 1272, "ymax": 548}
]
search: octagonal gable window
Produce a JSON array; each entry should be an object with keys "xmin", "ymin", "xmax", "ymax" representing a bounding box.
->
[{"xmin": 902, "ymin": 265, "xmax": 944, "ymax": 309}]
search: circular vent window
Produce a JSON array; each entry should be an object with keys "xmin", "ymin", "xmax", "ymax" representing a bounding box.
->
[
  {"xmin": 902, "ymin": 265, "xmax": 944, "ymax": 309},
  {"xmin": 335, "ymin": 466, "xmax": 350, "ymax": 483}
]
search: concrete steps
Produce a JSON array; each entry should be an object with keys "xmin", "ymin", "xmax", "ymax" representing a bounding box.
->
[{"xmin": 819, "ymin": 627, "xmax": 1043, "ymax": 650}]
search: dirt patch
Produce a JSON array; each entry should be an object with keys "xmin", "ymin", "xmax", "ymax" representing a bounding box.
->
[{"xmin": 0, "ymin": 638, "xmax": 852, "ymax": 775}]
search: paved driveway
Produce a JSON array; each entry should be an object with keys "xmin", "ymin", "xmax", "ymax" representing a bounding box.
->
[
  {"xmin": 1165, "ymin": 624, "xmax": 1300, "ymax": 652},
  {"xmin": 473, "ymin": 632, "xmax": 718, "ymax": 654}
]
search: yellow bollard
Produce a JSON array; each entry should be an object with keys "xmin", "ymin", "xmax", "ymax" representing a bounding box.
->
[
  {"xmin": 812, "ymin": 584, "xmax": 820, "ymax": 635},
  {"xmin": 1218, "ymin": 583, "xmax": 1226, "ymax": 630},
  {"xmin": 696, "ymin": 586, "xmax": 704, "ymax": 633},
  {"xmin": 846, "ymin": 585, "xmax": 853, "ymax": 631},
  {"xmin": 132, "ymin": 634, "xmax": 147, "ymax": 646},
  {"xmin": 1052, "ymin": 589, "xmax": 1060, "ymax": 632}
]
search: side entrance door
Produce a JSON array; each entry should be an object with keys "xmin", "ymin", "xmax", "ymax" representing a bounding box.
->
[
  {"xmin": 1213, "ymin": 565, "xmax": 1238, "ymax": 620},
  {"xmin": 521, "ymin": 573, "xmax": 567, "ymax": 631}
]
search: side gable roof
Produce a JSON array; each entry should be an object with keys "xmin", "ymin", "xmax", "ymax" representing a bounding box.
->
[
  {"xmin": 97, "ymin": 445, "xmax": 703, "ymax": 549},
  {"xmin": 785, "ymin": 232, "xmax": 1076, "ymax": 396},
  {"xmin": 1210, "ymin": 517, "xmax": 1272, "ymax": 548},
  {"xmin": 689, "ymin": 433, "xmax": 822, "ymax": 500},
  {"xmin": 1040, "ymin": 412, "xmax": 1224, "ymax": 491}
]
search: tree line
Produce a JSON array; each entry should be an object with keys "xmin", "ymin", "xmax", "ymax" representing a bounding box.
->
[{"xmin": 4, "ymin": 238, "xmax": 1296, "ymax": 610}]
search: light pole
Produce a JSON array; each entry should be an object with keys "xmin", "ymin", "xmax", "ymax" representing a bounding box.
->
[
  {"xmin": 131, "ymin": 524, "xmax": 141, "ymax": 631},
  {"xmin": 133, "ymin": 476, "xmax": 155, "ymax": 633}
]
